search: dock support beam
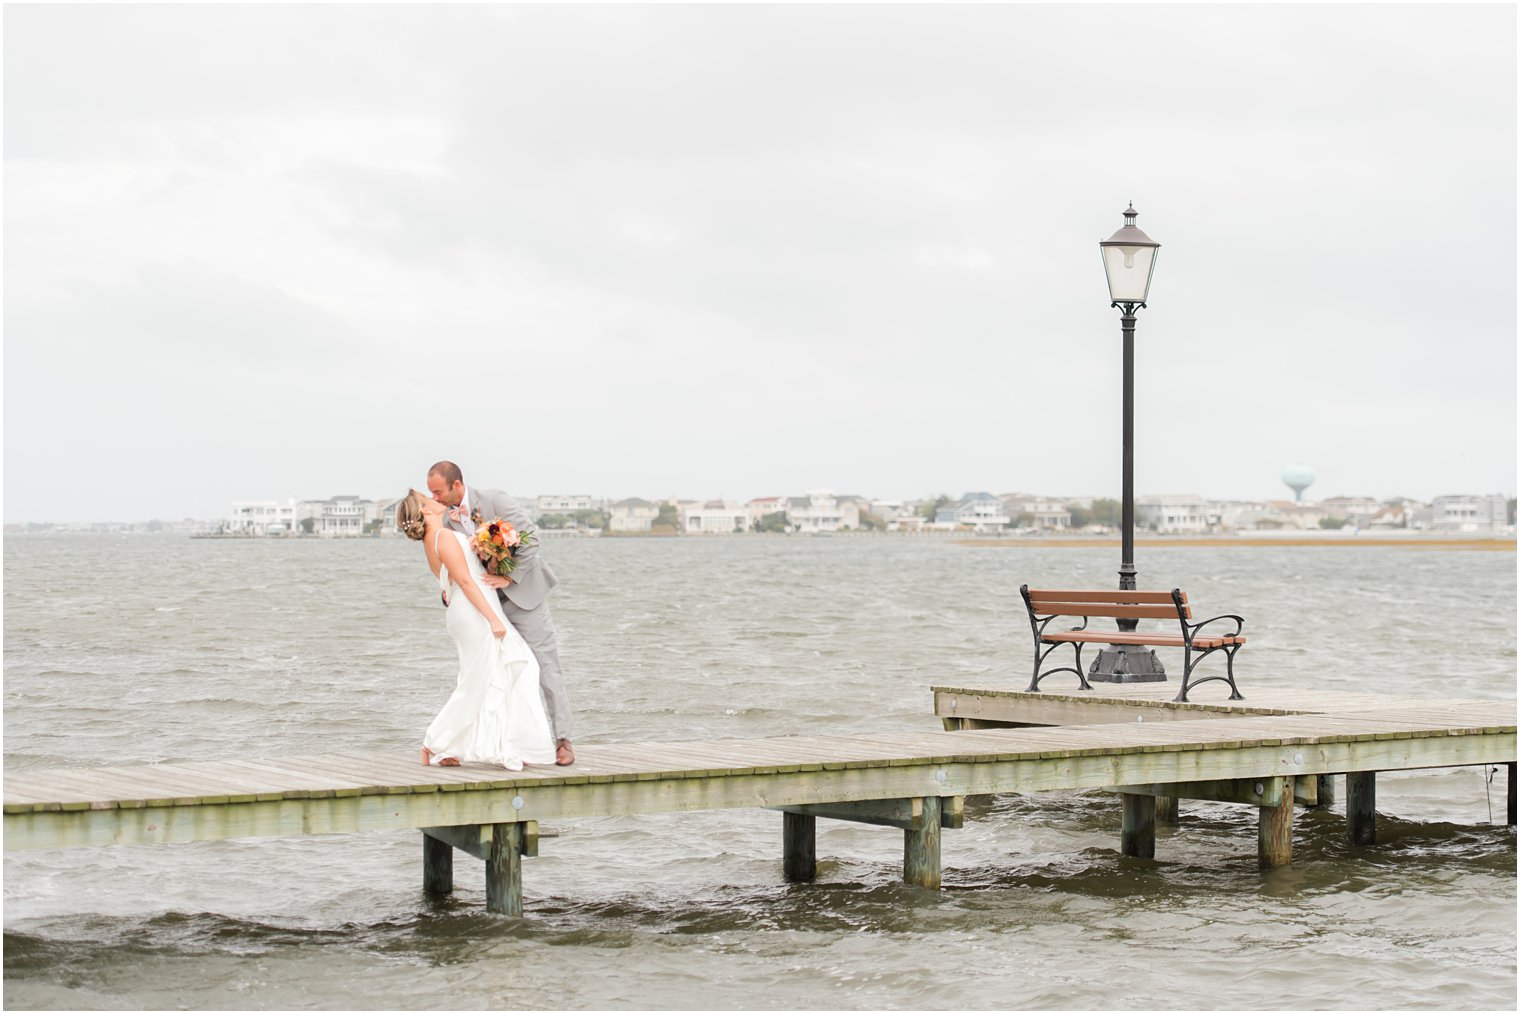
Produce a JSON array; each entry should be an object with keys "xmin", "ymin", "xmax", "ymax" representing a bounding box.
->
[
  {"xmin": 1154, "ymin": 795, "xmax": 1179, "ymax": 826},
  {"xmin": 422, "ymin": 832, "xmax": 453, "ymax": 895},
  {"xmin": 1258, "ymin": 776, "xmax": 1294, "ymax": 867},
  {"xmin": 1347, "ymin": 771, "xmax": 1376, "ymax": 845},
  {"xmin": 1314, "ymin": 774, "xmax": 1336, "ymax": 808},
  {"xmin": 903, "ymin": 796, "xmax": 942, "ymax": 889},
  {"xmin": 1508, "ymin": 764, "xmax": 1516, "ymax": 827},
  {"xmin": 486, "ymin": 823, "xmax": 525, "ymax": 917},
  {"xmin": 783, "ymin": 812, "xmax": 816, "ymax": 882},
  {"xmin": 1121, "ymin": 793, "xmax": 1156, "ymax": 858}
]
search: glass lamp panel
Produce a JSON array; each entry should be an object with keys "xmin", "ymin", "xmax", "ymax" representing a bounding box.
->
[{"xmin": 1101, "ymin": 245, "xmax": 1158, "ymax": 303}]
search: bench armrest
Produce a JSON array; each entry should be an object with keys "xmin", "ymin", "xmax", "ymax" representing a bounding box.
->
[
  {"xmin": 1188, "ymin": 613, "xmax": 1245, "ymax": 638},
  {"xmin": 1034, "ymin": 614, "xmax": 1089, "ymax": 636}
]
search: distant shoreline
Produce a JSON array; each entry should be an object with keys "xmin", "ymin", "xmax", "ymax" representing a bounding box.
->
[
  {"xmin": 5, "ymin": 528, "xmax": 1515, "ymax": 551},
  {"xmin": 956, "ymin": 536, "xmax": 1516, "ymax": 551}
]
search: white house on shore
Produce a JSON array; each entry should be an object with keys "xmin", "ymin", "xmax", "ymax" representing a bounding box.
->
[
  {"xmin": 535, "ymin": 494, "xmax": 602, "ymax": 518},
  {"xmin": 683, "ymin": 500, "xmax": 748, "ymax": 534},
  {"xmin": 786, "ymin": 491, "xmax": 860, "ymax": 533},
  {"xmin": 226, "ymin": 499, "xmax": 298, "ymax": 535},
  {"xmin": 1136, "ymin": 494, "xmax": 1219, "ymax": 534},
  {"xmin": 609, "ymin": 498, "xmax": 659, "ymax": 532},
  {"xmin": 1317, "ymin": 496, "xmax": 1383, "ymax": 527},
  {"xmin": 745, "ymin": 496, "xmax": 789, "ymax": 528},
  {"xmin": 1000, "ymin": 495, "xmax": 1072, "ymax": 530},
  {"xmin": 935, "ymin": 492, "xmax": 1010, "ymax": 530},
  {"xmin": 1430, "ymin": 494, "xmax": 1510, "ymax": 533},
  {"xmin": 301, "ymin": 495, "xmax": 380, "ymax": 536}
]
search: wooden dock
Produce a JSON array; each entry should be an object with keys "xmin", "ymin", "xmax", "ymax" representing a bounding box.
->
[{"xmin": 6, "ymin": 685, "xmax": 1515, "ymax": 915}]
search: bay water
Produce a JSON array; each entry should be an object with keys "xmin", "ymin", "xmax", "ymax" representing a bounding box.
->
[{"xmin": 4, "ymin": 534, "xmax": 1515, "ymax": 1010}]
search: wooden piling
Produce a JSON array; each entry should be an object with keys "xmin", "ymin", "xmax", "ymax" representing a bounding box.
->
[
  {"xmin": 1258, "ymin": 775, "xmax": 1294, "ymax": 867},
  {"xmin": 782, "ymin": 811, "xmax": 816, "ymax": 882},
  {"xmin": 1507, "ymin": 763, "xmax": 1516, "ymax": 827},
  {"xmin": 422, "ymin": 832, "xmax": 453, "ymax": 895},
  {"xmin": 1314, "ymin": 774, "xmax": 1336, "ymax": 808},
  {"xmin": 902, "ymin": 796, "xmax": 941, "ymax": 889},
  {"xmin": 1121, "ymin": 793, "xmax": 1156, "ymax": 858},
  {"xmin": 486, "ymin": 823, "xmax": 524, "ymax": 916},
  {"xmin": 1154, "ymin": 794, "xmax": 1179, "ymax": 826},
  {"xmin": 1347, "ymin": 771, "xmax": 1376, "ymax": 845}
]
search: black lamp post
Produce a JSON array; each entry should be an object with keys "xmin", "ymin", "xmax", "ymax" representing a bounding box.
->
[{"xmin": 1089, "ymin": 204, "xmax": 1165, "ymax": 683}]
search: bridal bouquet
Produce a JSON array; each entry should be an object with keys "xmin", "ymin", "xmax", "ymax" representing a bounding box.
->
[{"xmin": 471, "ymin": 517, "xmax": 536, "ymax": 576}]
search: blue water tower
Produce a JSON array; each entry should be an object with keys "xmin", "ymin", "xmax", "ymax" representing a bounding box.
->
[{"xmin": 1282, "ymin": 464, "xmax": 1316, "ymax": 503}]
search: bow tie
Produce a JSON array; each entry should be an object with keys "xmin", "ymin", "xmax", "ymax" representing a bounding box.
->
[{"xmin": 449, "ymin": 507, "xmax": 471, "ymax": 526}]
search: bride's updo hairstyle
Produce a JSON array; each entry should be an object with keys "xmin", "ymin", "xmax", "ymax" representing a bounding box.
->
[{"xmin": 396, "ymin": 489, "xmax": 430, "ymax": 541}]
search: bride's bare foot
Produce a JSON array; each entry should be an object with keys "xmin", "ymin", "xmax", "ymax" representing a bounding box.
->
[
  {"xmin": 438, "ymin": 756, "xmax": 461, "ymax": 767},
  {"xmin": 421, "ymin": 746, "xmax": 433, "ymax": 766}
]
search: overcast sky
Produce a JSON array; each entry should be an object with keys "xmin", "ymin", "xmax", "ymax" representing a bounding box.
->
[{"xmin": 5, "ymin": 4, "xmax": 1515, "ymax": 523}]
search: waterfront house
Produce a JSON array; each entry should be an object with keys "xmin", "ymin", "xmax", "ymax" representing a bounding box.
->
[
  {"xmin": 683, "ymin": 500, "xmax": 749, "ymax": 534},
  {"xmin": 299, "ymin": 495, "xmax": 382, "ymax": 537},
  {"xmin": 225, "ymin": 499, "xmax": 298, "ymax": 536},
  {"xmin": 1430, "ymin": 494, "xmax": 1510, "ymax": 533},
  {"xmin": 785, "ymin": 491, "xmax": 860, "ymax": 533},
  {"xmin": 1318, "ymin": 496, "xmax": 1382, "ymax": 527},
  {"xmin": 1216, "ymin": 500, "xmax": 1273, "ymax": 531},
  {"xmin": 744, "ymin": 496, "xmax": 788, "ymax": 526},
  {"xmin": 1136, "ymin": 494, "xmax": 1219, "ymax": 534},
  {"xmin": 1244, "ymin": 500, "xmax": 1326, "ymax": 531},
  {"xmin": 999, "ymin": 494, "xmax": 1072, "ymax": 530},
  {"xmin": 535, "ymin": 494, "xmax": 602, "ymax": 519},
  {"xmin": 836, "ymin": 495, "xmax": 874, "ymax": 526},
  {"xmin": 609, "ymin": 498, "xmax": 659, "ymax": 533},
  {"xmin": 935, "ymin": 492, "xmax": 1011, "ymax": 530},
  {"xmin": 1368, "ymin": 503, "xmax": 1411, "ymax": 529},
  {"xmin": 371, "ymin": 496, "xmax": 404, "ymax": 536}
]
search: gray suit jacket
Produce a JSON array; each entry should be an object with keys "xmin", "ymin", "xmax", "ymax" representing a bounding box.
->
[{"xmin": 455, "ymin": 487, "xmax": 558, "ymax": 611}]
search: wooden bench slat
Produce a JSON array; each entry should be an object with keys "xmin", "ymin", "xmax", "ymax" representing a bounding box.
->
[
  {"xmin": 1041, "ymin": 631, "xmax": 1246, "ymax": 649},
  {"xmin": 1027, "ymin": 589, "xmax": 1185, "ymax": 604},
  {"xmin": 1030, "ymin": 602, "xmax": 1191, "ymax": 620}
]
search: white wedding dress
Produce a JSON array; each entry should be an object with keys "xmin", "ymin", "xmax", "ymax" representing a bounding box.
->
[{"xmin": 422, "ymin": 529, "xmax": 557, "ymax": 769}]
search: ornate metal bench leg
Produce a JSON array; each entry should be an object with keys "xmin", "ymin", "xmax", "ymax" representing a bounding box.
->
[
  {"xmin": 1173, "ymin": 649, "xmax": 1195, "ymax": 703},
  {"xmin": 1224, "ymin": 645, "xmax": 1244, "ymax": 700},
  {"xmin": 1074, "ymin": 642, "xmax": 1091, "ymax": 690},
  {"xmin": 1026, "ymin": 645, "xmax": 1044, "ymax": 693}
]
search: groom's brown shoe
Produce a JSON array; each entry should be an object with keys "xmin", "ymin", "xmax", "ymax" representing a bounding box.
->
[{"xmin": 555, "ymin": 739, "xmax": 575, "ymax": 766}]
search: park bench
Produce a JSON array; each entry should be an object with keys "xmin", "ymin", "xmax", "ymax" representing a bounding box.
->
[{"xmin": 1018, "ymin": 586, "xmax": 1246, "ymax": 703}]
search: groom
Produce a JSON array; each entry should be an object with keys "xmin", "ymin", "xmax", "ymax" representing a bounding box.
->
[{"xmin": 426, "ymin": 459, "xmax": 575, "ymax": 766}]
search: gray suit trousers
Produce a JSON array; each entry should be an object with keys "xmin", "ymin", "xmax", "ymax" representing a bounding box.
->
[{"xmin": 501, "ymin": 595, "xmax": 573, "ymax": 742}]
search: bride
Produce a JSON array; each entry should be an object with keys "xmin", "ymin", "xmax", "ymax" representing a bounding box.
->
[{"xmin": 396, "ymin": 490, "xmax": 557, "ymax": 769}]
